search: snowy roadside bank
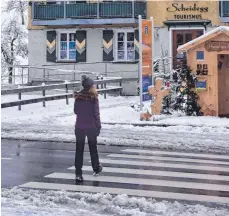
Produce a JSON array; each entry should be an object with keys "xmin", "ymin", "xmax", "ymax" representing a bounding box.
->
[
  {"xmin": 2, "ymin": 187, "xmax": 229, "ymax": 216},
  {"xmin": 2, "ymin": 122, "xmax": 229, "ymax": 154},
  {"xmin": 2, "ymin": 95, "xmax": 229, "ymax": 128},
  {"xmin": 2, "ymin": 95, "xmax": 229, "ymax": 153}
]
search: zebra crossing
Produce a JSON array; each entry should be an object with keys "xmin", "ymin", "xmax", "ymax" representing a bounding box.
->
[{"xmin": 19, "ymin": 148, "xmax": 229, "ymax": 205}]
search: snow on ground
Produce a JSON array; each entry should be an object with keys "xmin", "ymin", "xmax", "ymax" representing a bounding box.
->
[
  {"xmin": 1, "ymin": 188, "xmax": 229, "ymax": 216},
  {"xmin": 1, "ymin": 95, "xmax": 140, "ymax": 125},
  {"xmin": 2, "ymin": 94, "xmax": 229, "ymax": 127},
  {"xmin": 154, "ymin": 115, "xmax": 229, "ymax": 128},
  {"xmin": 2, "ymin": 95, "xmax": 229, "ymax": 153}
]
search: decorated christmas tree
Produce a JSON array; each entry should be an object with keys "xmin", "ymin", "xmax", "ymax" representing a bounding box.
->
[{"xmin": 161, "ymin": 57, "xmax": 202, "ymax": 116}]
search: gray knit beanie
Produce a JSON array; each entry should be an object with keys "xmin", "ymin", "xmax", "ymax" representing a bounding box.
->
[{"xmin": 81, "ymin": 75, "xmax": 94, "ymax": 89}]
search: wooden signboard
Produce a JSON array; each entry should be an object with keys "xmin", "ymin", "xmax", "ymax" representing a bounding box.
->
[
  {"xmin": 148, "ymin": 79, "xmax": 170, "ymax": 115},
  {"xmin": 205, "ymin": 41, "xmax": 229, "ymax": 52},
  {"xmin": 139, "ymin": 16, "xmax": 154, "ymax": 108},
  {"xmin": 140, "ymin": 78, "xmax": 170, "ymax": 120}
]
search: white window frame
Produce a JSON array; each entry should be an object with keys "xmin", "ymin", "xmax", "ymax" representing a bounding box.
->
[
  {"xmin": 113, "ymin": 29, "xmax": 135, "ymax": 62},
  {"xmin": 57, "ymin": 30, "xmax": 76, "ymax": 61}
]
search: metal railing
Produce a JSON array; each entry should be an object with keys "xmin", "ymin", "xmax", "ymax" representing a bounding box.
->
[
  {"xmin": 1, "ymin": 65, "xmax": 30, "ymax": 86},
  {"xmin": 1, "ymin": 63, "xmax": 139, "ymax": 94},
  {"xmin": 42, "ymin": 61, "xmax": 139, "ymax": 80},
  {"xmin": 1, "ymin": 78, "xmax": 123, "ymax": 110},
  {"xmin": 32, "ymin": 1, "xmax": 146, "ymax": 20},
  {"xmin": 220, "ymin": 1, "xmax": 229, "ymax": 17},
  {"xmin": 1, "ymin": 65, "xmax": 99, "ymax": 87}
]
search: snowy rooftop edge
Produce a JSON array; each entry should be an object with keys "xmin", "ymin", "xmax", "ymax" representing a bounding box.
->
[{"xmin": 178, "ymin": 26, "xmax": 229, "ymax": 51}]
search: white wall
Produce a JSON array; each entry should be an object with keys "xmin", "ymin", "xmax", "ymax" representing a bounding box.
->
[{"xmin": 28, "ymin": 29, "xmax": 138, "ymax": 95}]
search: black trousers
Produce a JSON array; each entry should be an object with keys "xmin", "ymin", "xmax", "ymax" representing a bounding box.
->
[{"xmin": 75, "ymin": 128, "xmax": 100, "ymax": 176}]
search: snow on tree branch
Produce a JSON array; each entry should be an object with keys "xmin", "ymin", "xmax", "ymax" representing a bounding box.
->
[
  {"xmin": 4, "ymin": 0, "xmax": 28, "ymax": 25},
  {"xmin": 1, "ymin": 16, "xmax": 28, "ymax": 84}
]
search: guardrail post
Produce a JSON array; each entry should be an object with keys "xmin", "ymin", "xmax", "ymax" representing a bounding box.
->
[
  {"xmin": 119, "ymin": 79, "xmax": 122, "ymax": 96},
  {"xmin": 18, "ymin": 92, "xmax": 22, "ymax": 111},
  {"xmin": 101, "ymin": 76, "xmax": 104, "ymax": 89},
  {"xmin": 105, "ymin": 62, "xmax": 108, "ymax": 77},
  {"xmin": 42, "ymin": 89, "xmax": 46, "ymax": 107},
  {"xmin": 96, "ymin": 75, "xmax": 99, "ymax": 89},
  {"xmin": 43, "ymin": 68, "xmax": 46, "ymax": 83},
  {"xmin": 65, "ymin": 84, "xmax": 69, "ymax": 105},
  {"xmin": 102, "ymin": 76, "xmax": 107, "ymax": 99},
  {"xmin": 22, "ymin": 68, "xmax": 24, "ymax": 85},
  {"xmin": 28, "ymin": 67, "xmax": 30, "ymax": 83},
  {"xmin": 47, "ymin": 70, "xmax": 50, "ymax": 84}
]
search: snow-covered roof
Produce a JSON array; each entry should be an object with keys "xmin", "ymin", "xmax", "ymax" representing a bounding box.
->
[{"xmin": 178, "ymin": 26, "xmax": 229, "ymax": 52}]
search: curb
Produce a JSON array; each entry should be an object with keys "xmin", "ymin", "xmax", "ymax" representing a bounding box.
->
[
  {"xmin": 102, "ymin": 122, "xmax": 229, "ymax": 129},
  {"xmin": 1, "ymin": 136, "xmax": 76, "ymax": 144},
  {"xmin": 102, "ymin": 122, "xmax": 170, "ymax": 127}
]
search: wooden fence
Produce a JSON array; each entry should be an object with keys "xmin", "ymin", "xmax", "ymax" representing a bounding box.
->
[{"xmin": 1, "ymin": 78, "xmax": 124, "ymax": 110}]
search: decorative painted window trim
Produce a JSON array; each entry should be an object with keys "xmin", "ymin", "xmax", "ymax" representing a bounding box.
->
[{"xmin": 113, "ymin": 29, "xmax": 135, "ymax": 62}]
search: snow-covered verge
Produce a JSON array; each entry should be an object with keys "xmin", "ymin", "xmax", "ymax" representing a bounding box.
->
[
  {"xmin": 2, "ymin": 95, "xmax": 229, "ymax": 153},
  {"xmin": 1, "ymin": 188, "xmax": 229, "ymax": 216},
  {"xmin": 2, "ymin": 94, "xmax": 229, "ymax": 127}
]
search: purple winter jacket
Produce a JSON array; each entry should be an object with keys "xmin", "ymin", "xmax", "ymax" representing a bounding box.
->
[{"xmin": 74, "ymin": 89, "xmax": 101, "ymax": 130}]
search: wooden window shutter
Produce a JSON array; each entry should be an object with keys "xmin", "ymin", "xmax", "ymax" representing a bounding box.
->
[
  {"xmin": 103, "ymin": 30, "xmax": 114, "ymax": 62},
  {"xmin": 46, "ymin": 31, "xmax": 57, "ymax": 62},
  {"xmin": 134, "ymin": 29, "xmax": 139, "ymax": 60},
  {"xmin": 75, "ymin": 30, "xmax": 87, "ymax": 63}
]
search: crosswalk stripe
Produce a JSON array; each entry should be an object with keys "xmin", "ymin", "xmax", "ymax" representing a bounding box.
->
[
  {"xmin": 122, "ymin": 149, "xmax": 229, "ymax": 160},
  {"xmin": 1, "ymin": 157, "xmax": 12, "ymax": 160},
  {"xmin": 98, "ymin": 159, "xmax": 229, "ymax": 173},
  {"xmin": 45, "ymin": 173, "xmax": 229, "ymax": 192},
  {"xmin": 108, "ymin": 154, "xmax": 229, "ymax": 166},
  {"xmin": 19, "ymin": 182, "xmax": 229, "ymax": 204},
  {"xmin": 68, "ymin": 166, "xmax": 229, "ymax": 182}
]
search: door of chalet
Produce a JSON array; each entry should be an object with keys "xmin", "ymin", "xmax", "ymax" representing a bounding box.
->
[
  {"xmin": 173, "ymin": 30, "xmax": 204, "ymax": 69},
  {"xmin": 218, "ymin": 54, "xmax": 229, "ymax": 116}
]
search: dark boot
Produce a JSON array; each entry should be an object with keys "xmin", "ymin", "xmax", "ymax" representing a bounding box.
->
[
  {"xmin": 75, "ymin": 175, "xmax": 84, "ymax": 182},
  {"xmin": 93, "ymin": 164, "xmax": 103, "ymax": 176}
]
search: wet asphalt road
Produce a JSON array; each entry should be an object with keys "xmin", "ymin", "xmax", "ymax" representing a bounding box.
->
[
  {"xmin": 2, "ymin": 138, "xmax": 229, "ymax": 207},
  {"xmin": 1, "ymin": 139, "xmax": 126, "ymax": 188}
]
